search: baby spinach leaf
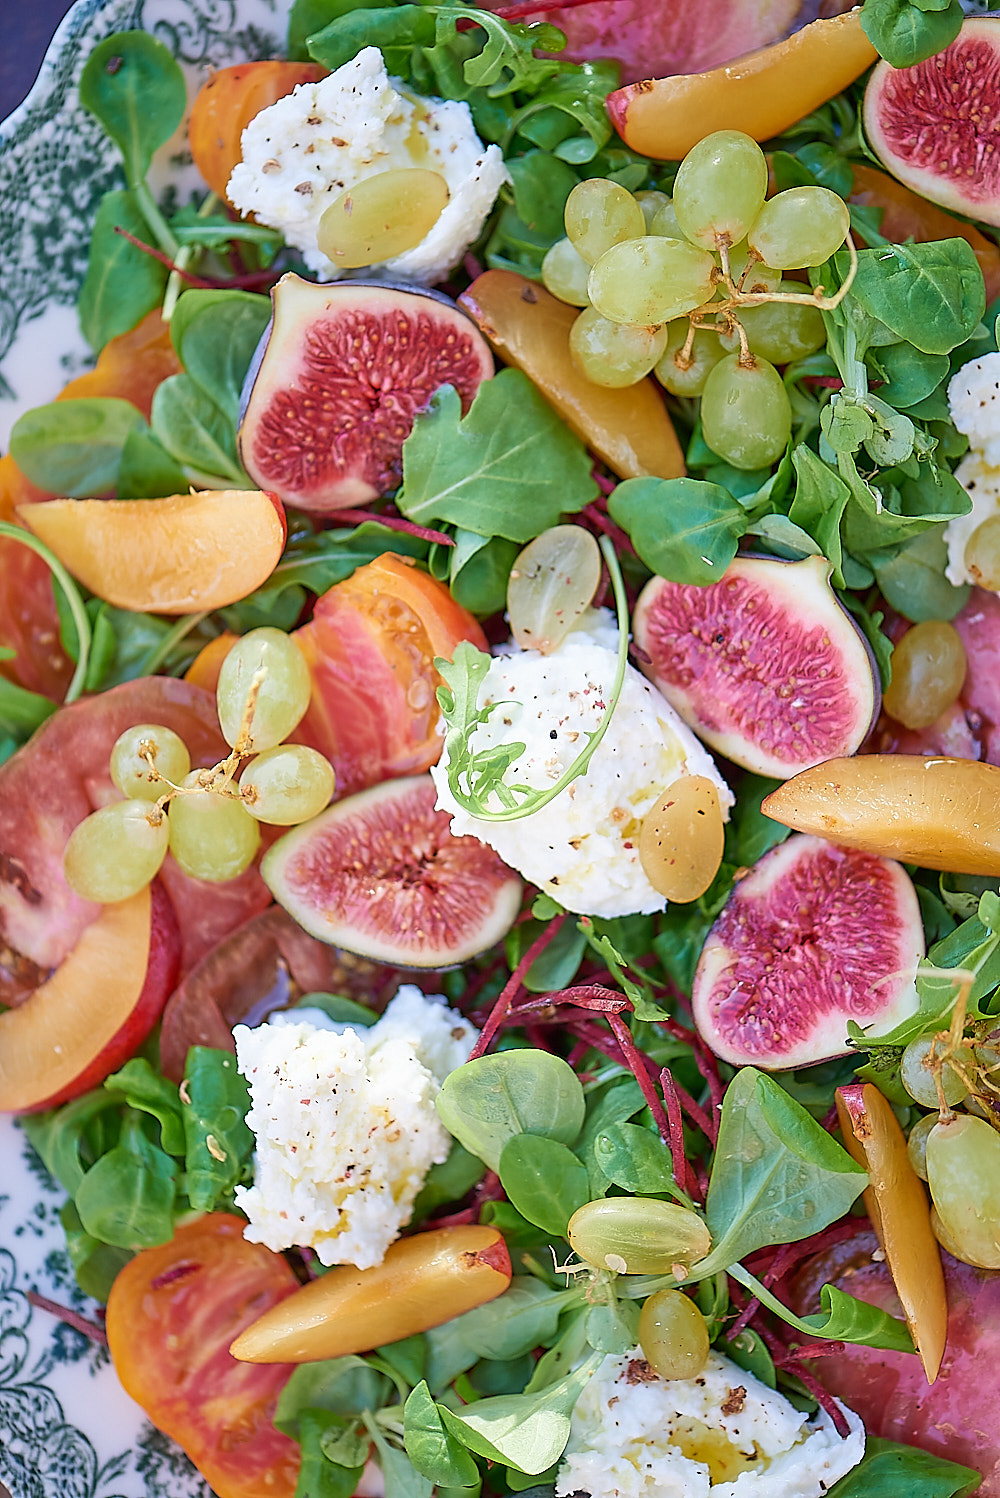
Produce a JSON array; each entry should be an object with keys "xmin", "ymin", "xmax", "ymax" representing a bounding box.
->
[
  {"xmin": 397, "ymin": 373, "xmax": 595, "ymax": 542},
  {"xmin": 309, "ymin": 5, "xmax": 437, "ymax": 72},
  {"xmin": 426, "ymin": 1278, "xmax": 572, "ymax": 1392},
  {"xmin": 0, "ymin": 671, "xmax": 56, "ymax": 740},
  {"xmin": 404, "ymin": 1382, "xmax": 480, "ymax": 1487},
  {"xmin": 362, "ymin": 1412, "xmax": 435, "ymax": 1498},
  {"xmin": 74, "ymin": 1114, "xmax": 177, "ymax": 1249},
  {"xmin": 296, "ymin": 1410, "xmax": 366, "ymax": 1498},
  {"xmin": 275, "ymin": 1357, "xmax": 391, "ymax": 1433},
  {"xmin": 871, "ymin": 342, "xmax": 951, "ymax": 409},
  {"xmin": 103, "ymin": 1058, "xmax": 185, "ymax": 1156},
  {"xmin": 697, "ymin": 1068, "xmax": 867, "ymax": 1275},
  {"xmin": 117, "ymin": 425, "xmax": 188, "ymax": 499},
  {"xmin": 58, "ymin": 1198, "xmax": 134, "ymax": 1302},
  {"xmin": 151, "ymin": 374, "xmax": 248, "ymax": 488},
  {"xmin": 78, "ymin": 189, "xmax": 169, "ymax": 351},
  {"xmin": 170, "ymin": 289, "xmax": 272, "ymax": 426},
  {"xmin": 593, "ymin": 1121, "xmax": 678, "ymax": 1198},
  {"xmin": 826, "ymin": 1436, "xmax": 981, "ymax": 1498},
  {"xmin": 436, "ymin": 1050, "xmax": 585, "ymax": 1170},
  {"xmin": 728, "ymin": 1264, "xmax": 914, "ymax": 1353},
  {"xmin": 79, "ymin": 31, "xmax": 187, "ymax": 186},
  {"xmin": 21, "ymin": 1088, "xmax": 126, "ymax": 1197},
  {"xmin": 498, "ymin": 1134, "xmax": 590, "ymax": 1236},
  {"xmin": 410, "ymin": 1140, "xmax": 485, "ymax": 1224},
  {"xmin": 872, "ymin": 528, "xmax": 970, "ymax": 622},
  {"xmin": 449, "ymin": 532, "xmax": 520, "ymax": 617},
  {"xmin": 573, "ymin": 1076, "xmax": 646, "ymax": 1195},
  {"xmin": 843, "ymin": 240, "xmax": 986, "ymax": 356},
  {"xmin": 860, "ymin": 0, "xmax": 964, "ymax": 68},
  {"xmin": 441, "ymin": 1352, "xmax": 601, "ymax": 1476},
  {"xmin": 608, "ymin": 477, "xmax": 750, "ymax": 585},
  {"xmin": 724, "ymin": 1327, "xmax": 777, "ymax": 1389},
  {"xmin": 182, "ymin": 1046, "xmax": 254, "ymax": 1211},
  {"xmin": 507, "ymin": 152, "xmax": 579, "ymax": 240},
  {"xmin": 10, "ymin": 397, "xmax": 145, "ymax": 497},
  {"xmin": 584, "ymin": 1293, "xmax": 640, "ymax": 1354}
]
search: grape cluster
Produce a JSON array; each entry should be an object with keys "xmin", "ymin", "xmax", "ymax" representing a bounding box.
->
[
  {"xmin": 541, "ymin": 129, "xmax": 852, "ymax": 470},
  {"xmin": 64, "ymin": 629, "xmax": 335, "ymax": 901}
]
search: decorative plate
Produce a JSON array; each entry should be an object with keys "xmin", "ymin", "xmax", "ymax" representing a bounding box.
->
[{"xmin": 0, "ymin": 6, "xmax": 291, "ymax": 1492}]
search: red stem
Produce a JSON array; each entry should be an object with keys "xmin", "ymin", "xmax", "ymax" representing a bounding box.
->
[
  {"xmin": 582, "ymin": 503, "xmax": 635, "ymax": 557},
  {"xmin": 468, "ymin": 913, "xmax": 569, "ymax": 1059},
  {"xmin": 112, "ymin": 226, "xmax": 217, "ymax": 286},
  {"xmin": 607, "ymin": 1014, "xmax": 701, "ymax": 1201},
  {"xmin": 26, "ymin": 1291, "xmax": 108, "ymax": 1346},
  {"xmin": 589, "ymin": 466, "xmax": 616, "ymax": 497},
  {"xmin": 331, "ymin": 508, "xmax": 456, "ymax": 547}
]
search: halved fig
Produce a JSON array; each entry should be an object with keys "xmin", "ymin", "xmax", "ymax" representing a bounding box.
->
[
  {"xmin": 261, "ymin": 774, "xmax": 522, "ymax": 967},
  {"xmin": 238, "ymin": 274, "xmax": 493, "ymax": 513},
  {"xmin": 762, "ymin": 754, "xmax": 1000, "ymax": 875},
  {"xmin": 864, "ymin": 20, "xmax": 1000, "ymax": 229},
  {"xmin": 692, "ymin": 834, "xmax": 924, "ymax": 1069},
  {"xmin": 632, "ymin": 554, "xmax": 879, "ymax": 777}
]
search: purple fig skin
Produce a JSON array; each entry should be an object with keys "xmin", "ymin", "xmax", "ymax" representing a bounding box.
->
[
  {"xmin": 237, "ymin": 274, "xmax": 493, "ymax": 513},
  {"xmin": 631, "ymin": 552, "xmax": 881, "ymax": 777},
  {"xmin": 692, "ymin": 833, "xmax": 924, "ymax": 1070},
  {"xmin": 261, "ymin": 774, "xmax": 523, "ymax": 969}
]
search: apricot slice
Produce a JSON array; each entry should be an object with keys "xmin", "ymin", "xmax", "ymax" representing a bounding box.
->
[
  {"xmin": 0, "ymin": 886, "xmax": 162, "ymax": 1113},
  {"xmin": 762, "ymin": 755, "xmax": 1000, "ymax": 875},
  {"xmin": 189, "ymin": 60, "xmax": 326, "ymax": 203},
  {"xmin": 836, "ymin": 1082, "xmax": 947, "ymax": 1383},
  {"xmin": 607, "ymin": 11, "xmax": 877, "ymax": 161},
  {"xmin": 19, "ymin": 489, "xmax": 286, "ymax": 614},
  {"xmin": 458, "ymin": 271, "xmax": 685, "ymax": 481}
]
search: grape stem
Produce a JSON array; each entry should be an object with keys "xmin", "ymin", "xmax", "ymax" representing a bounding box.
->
[{"xmin": 0, "ymin": 521, "xmax": 92, "ymax": 704}]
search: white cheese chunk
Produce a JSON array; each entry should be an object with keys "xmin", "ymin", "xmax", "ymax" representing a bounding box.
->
[
  {"xmin": 943, "ymin": 449, "xmax": 1000, "ymax": 586},
  {"xmin": 431, "ymin": 611, "xmax": 734, "ymax": 919},
  {"xmin": 948, "ymin": 351, "xmax": 1000, "ymax": 468},
  {"xmin": 234, "ymin": 986, "xmax": 476, "ymax": 1268},
  {"xmin": 556, "ymin": 1350, "xmax": 865, "ymax": 1498},
  {"xmin": 227, "ymin": 47, "xmax": 508, "ymax": 283}
]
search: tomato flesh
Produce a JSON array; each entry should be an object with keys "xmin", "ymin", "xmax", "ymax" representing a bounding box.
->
[{"xmin": 107, "ymin": 1214, "xmax": 301, "ymax": 1498}]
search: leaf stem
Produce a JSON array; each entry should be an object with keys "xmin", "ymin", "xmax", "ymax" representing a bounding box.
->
[
  {"xmin": 133, "ymin": 179, "xmax": 180, "ymax": 259},
  {"xmin": 0, "ymin": 522, "xmax": 91, "ymax": 703},
  {"xmin": 136, "ymin": 611, "xmax": 210, "ymax": 678}
]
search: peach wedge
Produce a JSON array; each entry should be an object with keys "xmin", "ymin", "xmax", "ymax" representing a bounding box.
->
[{"xmin": 19, "ymin": 488, "xmax": 286, "ymax": 614}]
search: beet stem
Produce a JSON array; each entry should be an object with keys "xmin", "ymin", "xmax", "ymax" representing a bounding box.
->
[
  {"xmin": 468, "ymin": 912, "xmax": 569, "ymax": 1058},
  {"xmin": 331, "ymin": 509, "xmax": 456, "ymax": 547},
  {"xmin": 111, "ymin": 226, "xmax": 218, "ymax": 287},
  {"xmin": 26, "ymin": 1291, "xmax": 108, "ymax": 1346}
]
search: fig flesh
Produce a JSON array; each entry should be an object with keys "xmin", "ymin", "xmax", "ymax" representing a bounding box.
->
[
  {"xmin": 692, "ymin": 833, "xmax": 924, "ymax": 1068},
  {"xmin": 238, "ymin": 274, "xmax": 493, "ymax": 513},
  {"xmin": 261, "ymin": 774, "xmax": 522, "ymax": 967},
  {"xmin": 863, "ymin": 20, "xmax": 1000, "ymax": 228},
  {"xmin": 631, "ymin": 554, "xmax": 879, "ymax": 778}
]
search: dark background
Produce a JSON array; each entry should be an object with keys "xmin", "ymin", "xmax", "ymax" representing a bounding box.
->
[{"xmin": 2, "ymin": 3, "xmax": 78, "ymax": 121}]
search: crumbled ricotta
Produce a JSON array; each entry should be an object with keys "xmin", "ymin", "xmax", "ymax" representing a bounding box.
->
[
  {"xmin": 227, "ymin": 47, "xmax": 509, "ymax": 282},
  {"xmin": 234, "ymin": 985, "xmax": 476, "ymax": 1268},
  {"xmin": 556, "ymin": 1350, "xmax": 865, "ymax": 1498},
  {"xmin": 944, "ymin": 449, "xmax": 1000, "ymax": 586},
  {"xmin": 430, "ymin": 611, "xmax": 734, "ymax": 919},
  {"xmin": 948, "ymin": 352, "xmax": 1000, "ymax": 467}
]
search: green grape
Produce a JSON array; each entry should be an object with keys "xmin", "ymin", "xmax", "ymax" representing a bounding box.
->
[
  {"xmin": 239, "ymin": 745, "xmax": 335, "ymax": 825},
  {"xmin": 168, "ymin": 772, "xmax": 261, "ymax": 881},
  {"xmin": 541, "ymin": 236, "xmax": 591, "ymax": 306},
  {"xmin": 638, "ymin": 1289, "xmax": 711, "ymax": 1380},
  {"xmin": 588, "ymin": 237, "xmax": 717, "ymax": 326},
  {"xmin": 747, "ymin": 185, "xmax": 850, "ymax": 269},
  {"xmin": 564, "ymin": 178, "xmax": 645, "ymax": 266},
  {"xmin": 900, "ymin": 1035, "xmax": 967, "ymax": 1109},
  {"xmin": 216, "ymin": 628, "xmax": 312, "ymax": 753},
  {"xmin": 649, "ymin": 200, "xmax": 683, "ymax": 239},
  {"xmin": 110, "ymin": 722, "xmax": 191, "ymax": 802},
  {"xmin": 507, "ymin": 525, "xmax": 602, "ymax": 654},
  {"xmin": 64, "ymin": 800, "xmax": 169, "ymax": 903},
  {"xmin": 569, "ymin": 307, "xmax": 668, "ymax": 387},
  {"xmin": 726, "ymin": 244, "xmax": 782, "ymax": 294},
  {"xmin": 925, "ymin": 1113, "xmax": 1000, "ymax": 1269},
  {"xmin": 654, "ymin": 321, "xmax": 727, "ymax": 397},
  {"xmin": 567, "ymin": 1197, "xmax": 711, "ymax": 1274},
  {"xmin": 907, "ymin": 1112, "xmax": 936, "ymax": 1181},
  {"xmin": 727, "ymin": 282, "xmax": 826, "ymax": 363},
  {"xmin": 635, "ymin": 189, "xmax": 672, "ymax": 231},
  {"xmin": 700, "ymin": 353, "xmax": 792, "ymax": 470},
  {"xmin": 672, "ymin": 130, "xmax": 768, "ymax": 251}
]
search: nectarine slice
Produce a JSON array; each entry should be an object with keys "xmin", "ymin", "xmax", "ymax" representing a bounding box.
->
[
  {"xmin": 19, "ymin": 489, "xmax": 286, "ymax": 614},
  {"xmin": 607, "ymin": 12, "xmax": 877, "ymax": 161},
  {"xmin": 0, "ymin": 886, "xmax": 154, "ymax": 1113},
  {"xmin": 458, "ymin": 271, "xmax": 684, "ymax": 481},
  {"xmin": 836, "ymin": 1083, "xmax": 947, "ymax": 1383}
]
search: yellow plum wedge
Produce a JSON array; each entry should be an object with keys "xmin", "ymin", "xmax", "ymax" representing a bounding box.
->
[
  {"xmin": 19, "ymin": 488, "xmax": 286, "ymax": 614},
  {"xmin": 762, "ymin": 755, "xmax": 1000, "ymax": 875}
]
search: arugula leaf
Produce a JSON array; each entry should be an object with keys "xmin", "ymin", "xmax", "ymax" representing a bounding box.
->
[
  {"xmin": 608, "ymin": 477, "xmax": 750, "ymax": 585},
  {"xmin": 826, "ymin": 1436, "xmax": 981, "ymax": 1498},
  {"xmin": 79, "ymin": 31, "xmax": 187, "ymax": 186},
  {"xmin": 78, "ymin": 189, "xmax": 169, "ymax": 351},
  {"xmin": 397, "ymin": 373, "xmax": 595, "ymax": 541},
  {"xmin": 436, "ymin": 1050, "xmax": 585, "ymax": 1170},
  {"xmin": 696, "ymin": 1068, "xmax": 867, "ymax": 1274},
  {"xmin": 498, "ymin": 1134, "xmax": 591, "ymax": 1236},
  {"xmin": 860, "ymin": 0, "xmax": 964, "ymax": 68},
  {"xmin": 10, "ymin": 397, "xmax": 145, "ymax": 497}
]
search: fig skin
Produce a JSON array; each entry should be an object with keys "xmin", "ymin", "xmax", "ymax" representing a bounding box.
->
[
  {"xmin": 864, "ymin": 19, "xmax": 1000, "ymax": 228},
  {"xmin": 692, "ymin": 833, "xmax": 924, "ymax": 1069},
  {"xmin": 762, "ymin": 754, "xmax": 1000, "ymax": 875},
  {"xmin": 632, "ymin": 553, "xmax": 880, "ymax": 778},
  {"xmin": 238, "ymin": 274, "xmax": 493, "ymax": 513}
]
